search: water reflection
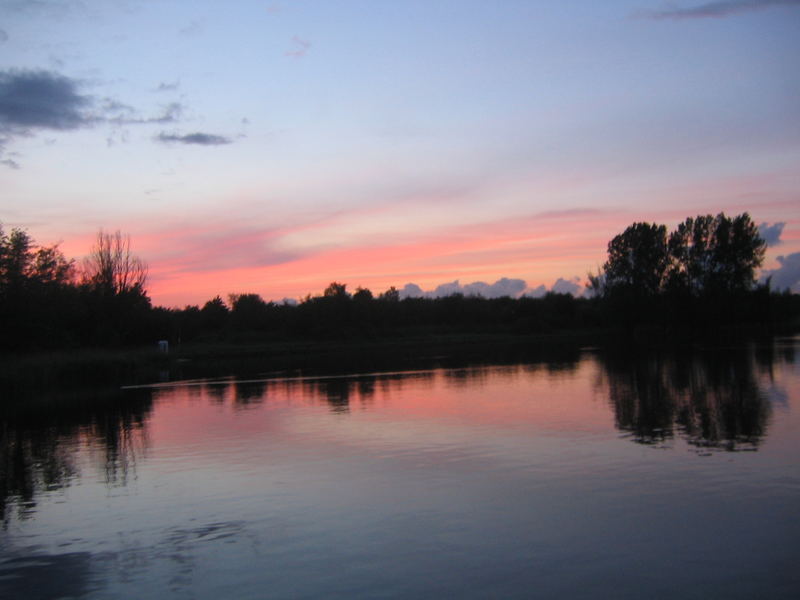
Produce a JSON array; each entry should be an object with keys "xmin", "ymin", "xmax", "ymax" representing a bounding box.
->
[
  {"xmin": 596, "ymin": 343, "xmax": 788, "ymax": 451},
  {"xmin": 0, "ymin": 388, "xmax": 152, "ymax": 522},
  {"xmin": 0, "ymin": 551, "xmax": 94, "ymax": 600},
  {"xmin": 0, "ymin": 340, "xmax": 794, "ymax": 525},
  {"xmin": 204, "ymin": 370, "xmax": 440, "ymax": 415},
  {"xmin": 233, "ymin": 379, "xmax": 267, "ymax": 406}
]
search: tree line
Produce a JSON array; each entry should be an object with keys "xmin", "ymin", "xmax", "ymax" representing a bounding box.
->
[
  {"xmin": 1, "ymin": 213, "xmax": 797, "ymax": 352},
  {"xmin": 588, "ymin": 212, "xmax": 797, "ymax": 330},
  {"xmin": 0, "ymin": 227, "xmax": 151, "ymax": 351}
]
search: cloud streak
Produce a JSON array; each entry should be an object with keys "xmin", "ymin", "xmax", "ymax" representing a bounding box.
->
[
  {"xmin": 100, "ymin": 98, "xmax": 183, "ymax": 126},
  {"xmin": 642, "ymin": 0, "xmax": 800, "ymax": 19},
  {"xmin": 155, "ymin": 131, "xmax": 232, "ymax": 146}
]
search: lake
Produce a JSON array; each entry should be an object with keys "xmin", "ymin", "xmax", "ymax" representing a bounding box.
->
[{"xmin": 2, "ymin": 338, "xmax": 798, "ymax": 599}]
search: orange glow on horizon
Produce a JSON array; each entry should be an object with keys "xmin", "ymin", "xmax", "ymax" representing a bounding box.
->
[
  {"xmin": 141, "ymin": 210, "xmax": 619, "ymax": 306},
  {"xmin": 30, "ymin": 173, "xmax": 798, "ymax": 308}
]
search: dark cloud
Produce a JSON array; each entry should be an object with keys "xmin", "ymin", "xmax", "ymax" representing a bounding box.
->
[
  {"xmin": 0, "ymin": 69, "xmax": 93, "ymax": 131},
  {"xmin": 0, "ymin": 69, "xmax": 95, "ymax": 166},
  {"xmin": 761, "ymin": 252, "xmax": 800, "ymax": 292},
  {"xmin": 758, "ymin": 221, "xmax": 785, "ymax": 247},
  {"xmin": 285, "ymin": 36, "xmax": 311, "ymax": 58},
  {"xmin": 0, "ymin": 69, "xmax": 188, "ymax": 167},
  {"xmin": 0, "ymin": 29, "xmax": 8, "ymax": 44},
  {"xmin": 156, "ymin": 131, "xmax": 232, "ymax": 146},
  {"xmin": 642, "ymin": 0, "xmax": 800, "ymax": 19}
]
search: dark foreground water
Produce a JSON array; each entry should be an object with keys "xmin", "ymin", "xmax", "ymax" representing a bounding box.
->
[{"xmin": 2, "ymin": 338, "xmax": 799, "ymax": 599}]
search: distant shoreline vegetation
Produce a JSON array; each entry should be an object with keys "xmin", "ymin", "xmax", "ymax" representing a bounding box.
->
[{"xmin": 1, "ymin": 213, "xmax": 798, "ymax": 354}]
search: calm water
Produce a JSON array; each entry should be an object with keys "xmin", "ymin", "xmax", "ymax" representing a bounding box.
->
[{"xmin": 2, "ymin": 339, "xmax": 799, "ymax": 599}]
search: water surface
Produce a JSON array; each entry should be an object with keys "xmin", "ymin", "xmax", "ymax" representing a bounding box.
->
[{"xmin": 2, "ymin": 339, "xmax": 798, "ymax": 598}]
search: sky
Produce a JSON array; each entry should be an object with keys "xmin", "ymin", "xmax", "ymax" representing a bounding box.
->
[{"xmin": 2, "ymin": 0, "xmax": 799, "ymax": 306}]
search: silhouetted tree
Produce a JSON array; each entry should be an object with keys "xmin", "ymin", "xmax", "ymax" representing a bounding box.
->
[
  {"xmin": 82, "ymin": 230, "xmax": 147, "ymax": 296},
  {"xmin": 229, "ymin": 293, "xmax": 270, "ymax": 331},
  {"xmin": 667, "ymin": 212, "xmax": 765, "ymax": 295},
  {"xmin": 1, "ymin": 226, "xmax": 74, "ymax": 288},
  {"xmin": 0, "ymin": 211, "xmax": 794, "ymax": 354},
  {"xmin": 0, "ymin": 225, "xmax": 77, "ymax": 349},
  {"xmin": 31, "ymin": 243, "xmax": 74, "ymax": 284},
  {"xmin": 80, "ymin": 230, "xmax": 150, "ymax": 345},
  {"xmin": 592, "ymin": 213, "xmax": 771, "ymax": 331},
  {"xmin": 379, "ymin": 286, "xmax": 400, "ymax": 302},
  {"xmin": 0, "ymin": 226, "xmax": 33, "ymax": 289},
  {"xmin": 599, "ymin": 222, "xmax": 669, "ymax": 298},
  {"xmin": 353, "ymin": 286, "xmax": 373, "ymax": 302},
  {"xmin": 201, "ymin": 295, "xmax": 230, "ymax": 331},
  {"xmin": 323, "ymin": 281, "xmax": 349, "ymax": 298}
]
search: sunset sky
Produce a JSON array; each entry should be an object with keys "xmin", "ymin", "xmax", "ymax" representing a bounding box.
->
[{"xmin": 2, "ymin": 0, "xmax": 799, "ymax": 307}]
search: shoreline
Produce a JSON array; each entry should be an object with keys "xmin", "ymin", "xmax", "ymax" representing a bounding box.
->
[{"xmin": 2, "ymin": 327, "xmax": 796, "ymax": 404}]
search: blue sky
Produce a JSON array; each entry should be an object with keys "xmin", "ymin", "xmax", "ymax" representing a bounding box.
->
[{"xmin": 2, "ymin": 0, "xmax": 799, "ymax": 305}]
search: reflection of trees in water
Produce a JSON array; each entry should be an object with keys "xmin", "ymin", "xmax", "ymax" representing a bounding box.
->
[
  {"xmin": 202, "ymin": 351, "xmax": 584, "ymax": 415},
  {"xmin": 202, "ymin": 371, "xmax": 441, "ymax": 414},
  {"xmin": 446, "ymin": 350, "xmax": 582, "ymax": 391},
  {"xmin": 91, "ymin": 393, "xmax": 151, "ymax": 486},
  {"xmin": 446, "ymin": 367, "xmax": 489, "ymax": 389},
  {"xmin": 597, "ymin": 344, "xmax": 784, "ymax": 451},
  {"xmin": 233, "ymin": 380, "xmax": 267, "ymax": 406},
  {"xmin": 0, "ymin": 388, "xmax": 153, "ymax": 522},
  {"xmin": 522, "ymin": 345, "xmax": 582, "ymax": 377},
  {"xmin": 315, "ymin": 378, "xmax": 352, "ymax": 413},
  {"xmin": 206, "ymin": 382, "xmax": 229, "ymax": 404},
  {"xmin": 308, "ymin": 372, "xmax": 434, "ymax": 413},
  {"xmin": 0, "ymin": 424, "xmax": 78, "ymax": 521},
  {"xmin": 193, "ymin": 343, "xmax": 586, "ymax": 413}
]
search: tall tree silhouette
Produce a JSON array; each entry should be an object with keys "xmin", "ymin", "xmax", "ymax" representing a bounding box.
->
[
  {"xmin": 667, "ymin": 212, "xmax": 765, "ymax": 295},
  {"xmin": 597, "ymin": 222, "xmax": 669, "ymax": 298},
  {"xmin": 81, "ymin": 230, "xmax": 150, "ymax": 345},
  {"xmin": 82, "ymin": 230, "xmax": 147, "ymax": 296},
  {"xmin": 0, "ymin": 225, "xmax": 76, "ymax": 349}
]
